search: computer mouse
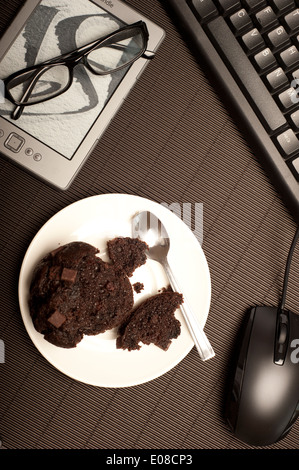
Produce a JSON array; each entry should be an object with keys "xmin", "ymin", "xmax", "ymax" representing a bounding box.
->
[{"xmin": 225, "ymin": 305, "xmax": 299, "ymax": 446}]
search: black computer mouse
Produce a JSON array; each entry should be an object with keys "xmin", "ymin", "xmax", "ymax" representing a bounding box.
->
[{"xmin": 225, "ymin": 305, "xmax": 299, "ymax": 446}]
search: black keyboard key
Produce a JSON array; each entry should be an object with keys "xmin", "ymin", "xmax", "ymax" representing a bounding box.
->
[
  {"xmin": 242, "ymin": 28, "xmax": 265, "ymax": 51},
  {"xmin": 280, "ymin": 45, "xmax": 299, "ymax": 68},
  {"xmin": 243, "ymin": 0, "xmax": 267, "ymax": 11},
  {"xmin": 266, "ymin": 67, "xmax": 288, "ymax": 90},
  {"xmin": 206, "ymin": 16, "xmax": 287, "ymax": 131},
  {"xmin": 255, "ymin": 6, "xmax": 279, "ymax": 31},
  {"xmin": 271, "ymin": 0, "xmax": 295, "ymax": 13},
  {"xmin": 290, "ymin": 109, "xmax": 299, "ymax": 129},
  {"xmin": 291, "ymin": 156, "xmax": 299, "ymax": 177},
  {"xmin": 292, "ymin": 68, "xmax": 299, "ymax": 80},
  {"xmin": 278, "ymin": 87, "xmax": 297, "ymax": 110},
  {"xmin": 217, "ymin": 0, "xmax": 241, "ymax": 14},
  {"xmin": 267, "ymin": 25, "xmax": 290, "ymax": 49},
  {"xmin": 229, "ymin": 9, "xmax": 253, "ymax": 33},
  {"xmin": 254, "ymin": 47, "xmax": 277, "ymax": 71},
  {"xmin": 284, "ymin": 9, "xmax": 299, "ymax": 33},
  {"xmin": 277, "ymin": 128, "xmax": 299, "ymax": 155},
  {"xmin": 190, "ymin": 0, "xmax": 218, "ymax": 21}
]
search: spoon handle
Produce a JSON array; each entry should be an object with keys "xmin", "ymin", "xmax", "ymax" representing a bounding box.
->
[{"xmin": 163, "ymin": 259, "xmax": 215, "ymax": 361}]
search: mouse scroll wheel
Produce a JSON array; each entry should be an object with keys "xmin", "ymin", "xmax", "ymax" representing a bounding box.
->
[
  {"xmin": 274, "ymin": 313, "xmax": 289, "ymax": 365},
  {"xmin": 278, "ymin": 322, "xmax": 288, "ymax": 344}
]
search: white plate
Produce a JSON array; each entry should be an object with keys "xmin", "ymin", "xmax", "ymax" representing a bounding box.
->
[{"xmin": 18, "ymin": 194, "xmax": 211, "ymax": 387}]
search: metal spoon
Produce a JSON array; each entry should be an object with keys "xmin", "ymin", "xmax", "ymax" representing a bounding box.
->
[{"xmin": 132, "ymin": 210, "xmax": 215, "ymax": 361}]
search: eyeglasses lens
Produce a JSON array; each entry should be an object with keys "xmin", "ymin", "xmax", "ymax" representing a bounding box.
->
[
  {"xmin": 8, "ymin": 64, "xmax": 70, "ymax": 105},
  {"xmin": 86, "ymin": 29, "xmax": 144, "ymax": 73}
]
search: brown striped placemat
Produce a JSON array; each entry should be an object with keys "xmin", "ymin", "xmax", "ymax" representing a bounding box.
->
[{"xmin": 0, "ymin": 0, "xmax": 298, "ymax": 451}]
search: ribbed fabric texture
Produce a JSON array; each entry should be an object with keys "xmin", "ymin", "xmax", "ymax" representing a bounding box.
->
[{"xmin": 0, "ymin": 0, "xmax": 298, "ymax": 450}]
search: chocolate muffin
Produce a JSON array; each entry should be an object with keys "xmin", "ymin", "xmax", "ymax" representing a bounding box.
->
[
  {"xmin": 116, "ymin": 291, "xmax": 183, "ymax": 351},
  {"xmin": 29, "ymin": 241, "xmax": 134, "ymax": 348}
]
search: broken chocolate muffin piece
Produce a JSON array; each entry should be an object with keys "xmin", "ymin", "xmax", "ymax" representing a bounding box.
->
[
  {"xmin": 133, "ymin": 282, "xmax": 144, "ymax": 293},
  {"xmin": 107, "ymin": 237, "xmax": 148, "ymax": 277},
  {"xmin": 29, "ymin": 241, "xmax": 134, "ymax": 348},
  {"xmin": 116, "ymin": 291, "xmax": 183, "ymax": 351}
]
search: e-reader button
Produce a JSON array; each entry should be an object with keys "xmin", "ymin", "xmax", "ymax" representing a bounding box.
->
[
  {"xmin": 25, "ymin": 148, "xmax": 34, "ymax": 156},
  {"xmin": 33, "ymin": 153, "xmax": 42, "ymax": 162},
  {"xmin": 4, "ymin": 132, "xmax": 25, "ymax": 153},
  {"xmin": 0, "ymin": 130, "xmax": 4, "ymax": 138}
]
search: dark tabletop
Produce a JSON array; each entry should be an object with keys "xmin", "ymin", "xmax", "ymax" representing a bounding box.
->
[{"xmin": 0, "ymin": 0, "xmax": 298, "ymax": 453}]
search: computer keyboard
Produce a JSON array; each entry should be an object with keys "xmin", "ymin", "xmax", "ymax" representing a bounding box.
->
[{"xmin": 164, "ymin": 0, "xmax": 299, "ymax": 223}]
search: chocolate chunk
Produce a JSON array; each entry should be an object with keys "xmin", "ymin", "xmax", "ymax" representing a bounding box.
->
[
  {"xmin": 47, "ymin": 310, "xmax": 66, "ymax": 328},
  {"xmin": 61, "ymin": 267, "xmax": 77, "ymax": 283}
]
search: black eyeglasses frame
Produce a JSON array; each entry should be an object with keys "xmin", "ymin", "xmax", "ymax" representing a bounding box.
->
[{"xmin": 4, "ymin": 20, "xmax": 152, "ymax": 119}]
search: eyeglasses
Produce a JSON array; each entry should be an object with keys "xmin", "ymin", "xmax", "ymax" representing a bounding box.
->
[{"xmin": 4, "ymin": 21, "xmax": 153, "ymax": 120}]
